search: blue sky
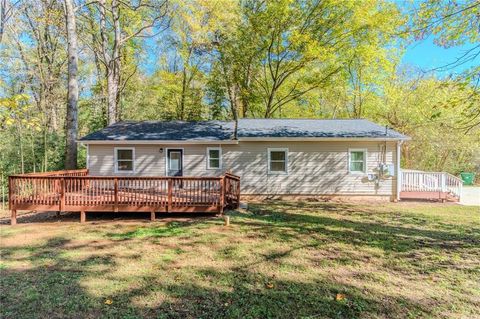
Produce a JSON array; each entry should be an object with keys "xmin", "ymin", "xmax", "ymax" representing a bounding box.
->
[
  {"xmin": 142, "ymin": 36, "xmax": 478, "ymax": 77},
  {"xmin": 402, "ymin": 36, "xmax": 478, "ymax": 76}
]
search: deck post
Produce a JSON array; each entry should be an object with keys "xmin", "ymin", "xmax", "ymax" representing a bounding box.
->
[
  {"xmin": 114, "ymin": 177, "xmax": 118, "ymax": 212},
  {"xmin": 441, "ymin": 173, "xmax": 446, "ymax": 192},
  {"xmin": 219, "ymin": 176, "xmax": 225, "ymax": 214},
  {"xmin": 60, "ymin": 177, "xmax": 65, "ymax": 212},
  {"xmin": 8, "ymin": 176, "xmax": 12, "ymax": 211},
  {"xmin": 80, "ymin": 210, "xmax": 86, "ymax": 223},
  {"xmin": 236, "ymin": 179, "xmax": 241, "ymax": 209},
  {"xmin": 150, "ymin": 210, "xmax": 156, "ymax": 221},
  {"xmin": 11, "ymin": 209, "xmax": 17, "ymax": 225},
  {"xmin": 440, "ymin": 173, "xmax": 447, "ymax": 203},
  {"xmin": 167, "ymin": 178, "xmax": 173, "ymax": 212}
]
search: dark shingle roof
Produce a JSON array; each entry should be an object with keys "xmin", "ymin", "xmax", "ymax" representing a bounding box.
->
[
  {"xmin": 235, "ymin": 119, "xmax": 407, "ymax": 139},
  {"xmin": 80, "ymin": 119, "xmax": 409, "ymax": 141},
  {"xmin": 81, "ymin": 121, "xmax": 231, "ymax": 141}
]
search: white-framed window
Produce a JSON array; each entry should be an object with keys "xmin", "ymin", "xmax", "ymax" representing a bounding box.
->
[
  {"xmin": 348, "ymin": 148, "xmax": 367, "ymax": 173},
  {"xmin": 114, "ymin": 147, "xmax": 135, "ymax": 173},
  {"xmin": 268, "ymin": 148, "xmax": 288, "ymax": 174},
  {"xmin": 207, "ymin": 147, "xmax": 222, "ymax": 169}
]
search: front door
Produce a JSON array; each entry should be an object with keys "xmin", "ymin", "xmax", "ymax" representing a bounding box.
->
[{"xmin": 167, "ymin": 149, "xmax": 183, "ymax": 176}]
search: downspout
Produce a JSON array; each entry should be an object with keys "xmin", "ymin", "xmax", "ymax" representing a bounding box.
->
[{"xmin": 396, "ymin": 140, "xmax": 403, "ymax": 202}]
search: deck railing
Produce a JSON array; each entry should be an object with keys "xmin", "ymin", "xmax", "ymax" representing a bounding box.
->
[
  {"xmin": 401, "ymin": 169, "xmax": 462, "ymax": 200},
  {"xmin": 9, "ymin": 170, "xmax": 240, "ymax": 224},
  {"xmin": 224, "ymin": 172, "xmax": 241, "ymax": 209},
  {"xmin": 22, "ymin": 169, "xmax": 89, "ymax": 177}
]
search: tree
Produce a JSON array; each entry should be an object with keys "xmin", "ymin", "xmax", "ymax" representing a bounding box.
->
[
  {"xmin": 64, "ymin": 0, "xmax": 79, "ymax": 169},
  {"xmin": 373, "ymin": 71, "xmax": 480, "ymax": 173},
  {"xmin": 80, "ymin": 0, "xmax": 169, "ymax": 125},
  {"xmin": 0, "ymin": 94, "xmax": 42, "ymax": 173},
  {"xmin": 0, "ymin": 0, "xmax": 22, "ymax": 45},
  {"xmin": 411, "ymin": 0, "xmax": 480, "ymax": 73},
  {"xmin": 0, "ymin": 0, "xmax": 477, "ymax": 179},
  {"xmin": 211, "ymin": 0, "xmax": 403, "ymax": 119},
  {"xmin": 0, "ymin": 0, "xmax": 68, "ymax": 172},
  {"xmin": 410, "ymin": 0, "xmax": 480, "ymax": 131}
]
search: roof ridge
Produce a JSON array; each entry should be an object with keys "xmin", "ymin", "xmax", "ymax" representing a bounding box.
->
[{"xmin": 116, "ymin": 118, "xmax": 371, "ymax": 123}]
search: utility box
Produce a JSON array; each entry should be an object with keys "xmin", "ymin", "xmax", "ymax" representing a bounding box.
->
[{"xmin": 460, "ymin": 172, "xmax": 475, "ymax": 185}]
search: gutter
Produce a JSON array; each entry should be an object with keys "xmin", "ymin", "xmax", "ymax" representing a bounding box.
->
[
  {"xmin": 79, "ymin": 137, "xmax": 410, "ymax": 144},
  {"xmin": 78, "ymin": 139, "xmax": 240, "ymax": 145},
  {"xmin": 237, "ymin": 137, "xmax": 410, "ymax": 142}
]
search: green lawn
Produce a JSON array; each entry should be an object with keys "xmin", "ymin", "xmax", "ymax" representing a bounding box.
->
[{"xmin": 0, "ymin": 202, "xmax": 479, "ymax": 318}]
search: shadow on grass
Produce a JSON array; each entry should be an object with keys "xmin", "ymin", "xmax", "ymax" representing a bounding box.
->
[
  {"xmin": 1, "ymin": 201, "xmax": 478, "ymax": 318},
  {"xmin": 0, "ymin": 236, "xmax": 430, "ymax": 319},
  {"xmin": 238, "ymin": 201, "xmax": 480, "ymax": 253},
  {"xmin": 0, "ymin": 237, "xmax": 119, "ymax": 318}
]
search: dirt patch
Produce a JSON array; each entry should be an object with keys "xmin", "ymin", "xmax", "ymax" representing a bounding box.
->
[{"xmin": 0, "ymin": 209, "xmax": 221, "ymax": 225}]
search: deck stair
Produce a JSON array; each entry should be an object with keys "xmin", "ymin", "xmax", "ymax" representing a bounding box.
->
[{"xmin": 400, "ymin": 169, "xmax": 463, "ymax": 202}]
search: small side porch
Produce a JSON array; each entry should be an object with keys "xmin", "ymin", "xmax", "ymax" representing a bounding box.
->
[
  {"xmin": 8, "ymin": 169, "xmax": 240, "ymax": 225},
  {"xmin": 400, "ymin": 169, "xmax": 463, "ymax": 202}
]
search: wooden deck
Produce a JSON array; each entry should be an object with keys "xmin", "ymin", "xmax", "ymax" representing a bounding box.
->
[
  {"xmin": 400, "ymin": 170, "xmax": 462, "ymax": 202},
  {"xmin": 8, "ymin": 170, "xmax": 240, "ymax": 224}
]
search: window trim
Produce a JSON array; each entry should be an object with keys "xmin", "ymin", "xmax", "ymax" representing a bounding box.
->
[
  {"xmin": 206, "ymin": 147, "xmax": 222, "ymax": 170},
  {"xmin": 348, "ymin": 148, "xmax": 367, "ymax": 174},
  {"xmin": 114, "ymin": 147, "xmax": 135, "ymax": 173},
  {"xmin": 267, "ymin": 148, "xmax": 289, "ymax": 175}
]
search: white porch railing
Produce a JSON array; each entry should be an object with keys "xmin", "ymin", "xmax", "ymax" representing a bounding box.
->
[{"xmin": 401, "ymin": 169, "xmax": 463, "ymax": 199}]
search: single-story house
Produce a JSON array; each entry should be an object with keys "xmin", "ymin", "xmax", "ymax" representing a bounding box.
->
[{"xmin": 80, "ymin": 119, "xmax": 409, "ymax": 201}]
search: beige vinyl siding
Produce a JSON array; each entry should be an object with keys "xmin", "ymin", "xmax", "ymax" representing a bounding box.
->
[
  {"xmin": 222, "ymin": 141, "xmax": 396, "ymax": 196},
  {"xmin": 88, "ymin": 141, "xmax": 398, "ymax": 196},
  {"xmin": 88, "ymin": 144, "xmax": 222, "ymax": 177}
]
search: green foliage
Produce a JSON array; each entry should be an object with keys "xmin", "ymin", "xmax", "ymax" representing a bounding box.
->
[
  {"xmin": 410, "ymin": 0, "xmax": 480, "ymax": 129},
  {"xmin": 371, "ymin": 72, "xmax": 480, "ymax": 173},
  {"xmin": 412, "ymin": 0, "xmax": 479, "ymax": 47},
  {"xmin": 0, "ymin": 0, "xmax": 478, "ymax": 181}
]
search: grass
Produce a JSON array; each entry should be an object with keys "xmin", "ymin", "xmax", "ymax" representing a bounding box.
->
[{"xmin": 0, "ymin": 201, "xmax": 479, "ymax": 319}]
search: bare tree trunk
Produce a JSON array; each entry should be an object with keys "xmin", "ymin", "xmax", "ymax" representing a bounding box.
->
[
  {"xmin": 100, "ymin": 0, "xmax": 121, "ymax": 125},
  {"xmin": 220, "ymin": 59, "xmax": 239, "ymax": 139},
  {"xmin": 107, "ymin": 71, "xmax": 117, "ymax": 124},
  {"xmin": 43, "ymin": 128, "xmax": 48, "ymax": 172},
  {"xmin": 112, "ymin": 1, "xmax": 121, "ymax": 122},
  {"xmin": 1, "ymin": 152, "xmax": 4, "ymax": 210},
  {"xmin": 179, "ymin": 67, "xmax": 188, "ymax": 120},
  {"xmin": 30, "ymin": 131, "xmax": 36, "ymax": 173},
  {"xmin": 0, "ymin": 0, "xmax": 15, "ymax": 44},
  {"xmin": 1, "ymin": 171, "xmax": 4, "ymax": 210},
  {"xmin": 17, "ymin": 125, "xmax": 24, "ymax": 174},
  {"xmin": 64, "ymin": 0, "xmax": 79, "ymax": 169},
  {"xmin": 87, "ymin": 0, "xmax": 167, "ymax": 125},
  {"xmin": 0, "ymin": 0, "xmax": 6, "ymax": 44}
]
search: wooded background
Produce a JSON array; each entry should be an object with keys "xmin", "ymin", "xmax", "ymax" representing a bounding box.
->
[{"xmin": 0, "ymin": 0, "xmax": 479, "ymax": 204}]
